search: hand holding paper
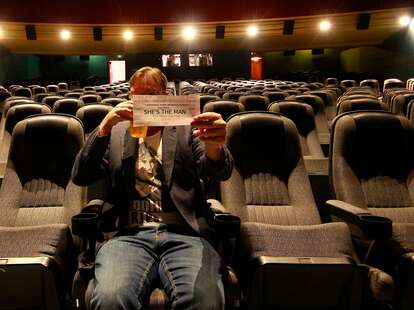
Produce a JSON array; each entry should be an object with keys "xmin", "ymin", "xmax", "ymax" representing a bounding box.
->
[
  {"xmin": 191, "ymin": 112, "xmax": 226, "ymax": 161},
  {"xmin": 98, "ymin": 101, "xmax": 133, "ymax": 137}
]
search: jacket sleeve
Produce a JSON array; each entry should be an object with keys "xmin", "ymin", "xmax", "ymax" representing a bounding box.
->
[
  {"xmin": 192, "ymin": 134, "xmax": 234, "ymax": 182},
  {"xmin": 71, "ymin": 127, "xmax": 111, "ymax": 186}
]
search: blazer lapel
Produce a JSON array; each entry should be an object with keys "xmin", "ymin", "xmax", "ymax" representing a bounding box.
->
[{"xmin": 162, "ymin": 126, "xmax": 177, "ymax": 188}]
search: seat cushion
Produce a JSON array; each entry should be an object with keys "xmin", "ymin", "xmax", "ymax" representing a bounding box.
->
[
  {"xmin": 241, "ymin": 222, "xmax": 355, "ymax": 260},
  {"xmin": 0, "ymin": 224, "xmax": 69, "ymax": 266}
]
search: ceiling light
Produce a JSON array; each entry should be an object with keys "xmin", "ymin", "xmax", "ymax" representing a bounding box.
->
[
  {"xmin": 60, "ymin": 30, "xmax": 71, "ymax": 40},
  {"xmin": 182, "ymin": 26, "xmax": 196, "ymax": 40},
  {"xmin": 399, "ymin": 15, "xmax": 412, "ymax": 27},
  {"xmin": 123, "ymin": 30, "xmax": 133, "ymax": 41},
  {"xmin": 247, "ymin": 25, "xmax": 258, "ymax": 37},
  {"xmin": 319, "ymin": 20, "xmax": 331, "ymax": 32}
]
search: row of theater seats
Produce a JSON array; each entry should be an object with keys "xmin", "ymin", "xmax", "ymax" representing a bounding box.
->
[
  {"xmin": 0, "ymin": 77, "xmax": 413, "ymax": 310},
  {"xmin": 0, "ymin": 108, "xmax": 413, "ymax": 310}
]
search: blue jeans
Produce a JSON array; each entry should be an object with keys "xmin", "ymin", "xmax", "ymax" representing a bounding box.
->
[{"xmin": 90, "ymin": 224, "xmax": 224, "ymax": 310}]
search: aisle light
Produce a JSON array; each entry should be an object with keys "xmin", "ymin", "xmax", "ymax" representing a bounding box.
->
[
  {"xmin": 60, "ymin": 30, "xmax": 71, "ymax": 40},
  {"xmin": 123, "ymin": 30, "xmax": 133, "ymax": 41},
  {"xmin": 319, "ymin": 20, "xmax": 331, "ymax": 32},
  {"xmin": 247, "ymin": 25, "xmax": 258, "ymax": 37},
  {"xmin": 399, "ymin": 15, "xmax": 412, "ymax": 27},
  {"xmin": 182, "ymin": 26, "xmax": 196, "ymax": 40}
]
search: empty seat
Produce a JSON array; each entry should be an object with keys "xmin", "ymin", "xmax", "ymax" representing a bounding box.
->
[
  {"xmin": 42, "ymin": 96, "xmax": 64, "ymax": 109},
  {"xmin": 383, "ymin": 79, "xmax": 404, "ymax": 93},
  {"xmin": 223, "ymin": 91, "xmax": 245, "ymax": 101},
  {"xmin": 96, "ymin": 92, "xmax": 114, "ymax": 100},
  {"xmin": 202, "ymin": 100, "xmax": 245, "ymax": 121},
  {"xmin": 101, "ymin": 97, "xmax": 126, "ymax": 106},
  {"xmin": 58, "ymin": 82, "xmax": 68, "ymax": 90},
  {"xmin": 360, "ymin": 79, "xmax": 380, "ymax": 96},
  {"xmin": 79, "ymin": 94, "xmax": 102, "ymax": 104},
  {"xmin": 64, "ymin": 92, "xmax": 83, "ymax": 99},
  {"xmin": 53, "ymin": 98, "xmax": 84, "ymax": 116},
  {"xmin": 389, "ymin": 93, "xmax": 414, "ymax": 116},
  {"xmin": 0, "ymin": 104, "xmax": 51, "ymax": 174},
  {"xmin": 341, "ymin": 80, "xmax": 357, "ymax": 88},
  {"xmin": 336, "ymin": 98, "xmax": 386, "ymax": 115},
  {"xmin": 47, "ymin": 85, "xmax": 59, "ymax": 93},
  {"xmin": 329, "ymin": 111, "xmax": 414, "ymax": 309},
  {"xmin": 221, "ymin": 111, "xmax": 370, "ymax": 309},
  {"xmin": 238, "ymin": 95, "xmax": 269, "ymax": 111},
  {"xmin": 32, "ymin": 86, "xmax": 47, "ymax": 96},
  {"xmin": 75, "ymin": 104, "xmax": 113, "ymax": 137},
  {"xmin": 325, "ymin": 77, "xmax": 339, "ymax": 86},
  {"xmin": 262, "ymin": 91, "xmax": 288, "ymax": 103},
  {"xmin": 34, "ymin": 93, "xmax": 51, "ymax": 103},
  {"xmin": 268, "ymin": 101, "xmax": 324, "ymax": 158},
  {"xmin": 199, "ymin": 95, "xmax": 220, "ymax": 111},
  {"xmin": 13, "ymin": 87, "xmax": 32, "ymax": 98},
  {"xmin": 0, "ymin": 114, "xmax": 85, "ymax": 309}
]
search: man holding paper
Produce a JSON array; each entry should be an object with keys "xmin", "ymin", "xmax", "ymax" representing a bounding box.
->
[{"xmin": 72, "ymin": 66, "xmax": 233, "ymax": 309}]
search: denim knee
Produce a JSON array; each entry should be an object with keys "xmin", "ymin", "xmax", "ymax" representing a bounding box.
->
[{"xmin": 90, "ymin": 282, "xmax": 142, "ymax": 310}]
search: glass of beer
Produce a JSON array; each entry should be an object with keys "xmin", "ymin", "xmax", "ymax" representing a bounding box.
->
[{"xmin": 130, "ymin": 121, "xmax": 148, "ymax": 138}]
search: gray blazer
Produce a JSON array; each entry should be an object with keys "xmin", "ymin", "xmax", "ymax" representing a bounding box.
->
[{"xmin": 71, "ymin": 121, "xmax": 233, "ymax": 241}]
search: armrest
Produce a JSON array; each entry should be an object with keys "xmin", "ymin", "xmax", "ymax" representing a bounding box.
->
[
  {"xmin": 326, "ymin": 200, "xmax": 392, "ymax": 239},
  {"xmin": 71, "ymin": 199, "xmax": 104, "ymax": 238},
  {"xmin": 207, "ymin": 199, "xmax": 240, "ymax": 239}
]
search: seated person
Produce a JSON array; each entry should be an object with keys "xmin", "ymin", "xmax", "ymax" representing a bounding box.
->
[{"xmin": 71, "ymin": 66, "xmax": 233, "ymax": 310}]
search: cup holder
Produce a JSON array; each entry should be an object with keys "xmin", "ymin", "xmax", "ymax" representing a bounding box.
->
[
  {"xmin": 72, "ymin": 213, "xmax": 99, "ymax": 238},
  {"xmin": 210, "ymin": 213, "xmax": 241, "ymax": 237},
  {"xmin": 358, "ymin": 215, "xmax": 392, "ymax": 239}
]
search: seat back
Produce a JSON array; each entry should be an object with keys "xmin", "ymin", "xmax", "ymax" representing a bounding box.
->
[
  {"xmin": 330, "ymin": 111, "xmax": 414, "ymax": 221},
  {"xmin": 238, "ymin": 95, "xmax": 269, "ymax": 111},
  {"xmin": 360, "ymin": 79, "xmax": 380, "ymax": 96},
  {"xmin": 268, "ymin": 101, "xmax": 324, "ymax": 157},
  {"xmin": 0, "ymin": 104, "xmax": 51, "ymax": 166},
  {"xmin": 203, "ymin": 100, "xmax": 245, "ymax": 121},
  {"xmin": 80, "ymin": 94, "xmax": 102, "ymax": 104},
  {"xmin": 101, "ymin": 97, "xmax": 126, "ymax": 106},
  {"xmin": 42, "ymin": 96, "xmax": 64, "ymax": 109},
  {"xmin": 262, "ymin": 91, "xmax": 288, "ymax": 103},
  {"xmin": 222, "ymin": 111, "xmax": 320, "ymax": 225},
  {"xmin": 336, "ymin": 98, "xmax": 386, "ymax": 115},
  {"xmin": 76, "ymin": 104, "xmax": 113, "ymax": 135},
  {"xmin": 223, "ymin": 91, "xmax": 245, "ymax": 101},
  {"xmin": 53, "ymin": 98, "xmax": 84, "ymax": 116},
  {"xmin": 0, "ymin": 113, "xmax": 85, "ymax": 226}
]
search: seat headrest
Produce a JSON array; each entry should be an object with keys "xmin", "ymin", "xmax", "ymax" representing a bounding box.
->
[
  {"xmin": 76, "ymin": 104, "xmax": 113, "ymax": 134},
  {"xmin": 10, "ymin": 113, "xmax": 84, "ymax": 187},
  {"xmin": 268, "ymin": 101, "xmax": 315, "ymax": 136},
  {"xmin": 5, "ymin": 104, "xmax": 51, "ymax": 134},
  {"xmin": 331, "ymin": 111, "xmax": 414, "ymax": 180},
  {"xmin": 203, "ymin": 100, "xmax": 245, "ymax": 121},
  {"xmin": 226, "ymin": 111, "xmax": 301, "ymax": 179}
]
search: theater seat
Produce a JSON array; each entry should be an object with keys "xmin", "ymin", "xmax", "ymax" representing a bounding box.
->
[
  {"xmin": 80, "ymin": 94, "xmax": 102, "ymax": 104},
  {"xmin": 42, "ymin": 95, "xmax": 64, "ymax": 109},
  {"xmin": 76, "ymin": 104, "xmax": 113, "ymax": 137},
  {"xmin": 0, "ymin": 114, "xmax": 85, "ymax": 309},
  {"xmin": 238, "ymin": 95, "xmax": 269, "ymax": 111},
  {"xmin": 268, "ymin": 101, "xmax": 324, "ymax": 158},
  {"xmin": 101, "ymin": 97, "xmax": 126, "ymax": 106},
  {"xmin": 262, "ymin": 91, "xmax": 288, "ymax": 103},
  {"xmin": 328, "ymin": 111, "xmax": 414, "ymax": 310},
  {"xmin": 203, "ymin": 100, "xmax": 245, "ymax": 122},
  {"xmin": 221, "ymin": 111, "xmax": 372, "ymax": 309},
  {"xmin": 336, "ymin": 98, "xmax": 386, "ymax": 115},
  {"xmin": 0, "ymin": 103, "xmax": 51, "ymax": 177},
  {"xmin": 53, "ymin": 98, "xmax": 85, "ymax": 116}
]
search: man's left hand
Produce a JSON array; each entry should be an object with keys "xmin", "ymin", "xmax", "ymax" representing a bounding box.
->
[{"xmin": 191, "ymin": 112, "xmax": 226, "ymax": 161}]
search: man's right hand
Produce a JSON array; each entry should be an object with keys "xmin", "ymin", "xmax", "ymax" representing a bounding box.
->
[{"xmin": 98, "ymin": 101, "xmax": 133, "ymax": 137}]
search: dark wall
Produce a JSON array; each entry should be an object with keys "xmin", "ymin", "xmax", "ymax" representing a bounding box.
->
[{"xmin": 125, "ymin": 51, "xmax": 250, "ymax": 80}]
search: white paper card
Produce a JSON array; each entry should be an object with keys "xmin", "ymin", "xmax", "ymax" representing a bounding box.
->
[{"xmin": 132, "ymin": 95, "xmax": 200, "ymax": 126}]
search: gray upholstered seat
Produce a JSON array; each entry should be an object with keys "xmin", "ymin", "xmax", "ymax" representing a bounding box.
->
[
  {"xmin": 203, "ymin": 100, "xmax": 245, "ymax": 121},
  {"xmin": 329, "ymin": 111, "xmax": 414, "ymax": 309},
  {"xmin": 0, "ymin": 113, "xmax": 85, "ymax": 309},
  {"xmin": 53, "ymin": 98, "xmax": 84, "ymax": 116},
  {"xmin": 268, "ymin": 101, "xmax": 324, "ymax": 158},
  {"xmin": 221, "ymin": 111, "xmax": 366, "ymax": 309},
  {"xmin": 336, "ymin": 98, "xmax": 386, "ymax": 115},
  {"xmin": 238, "ymin": 95, "xmax": 269, "ymax": 111},
  {"xmin": 76, "ymin": 104, "xmax": 113, "ymax": 137}
]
